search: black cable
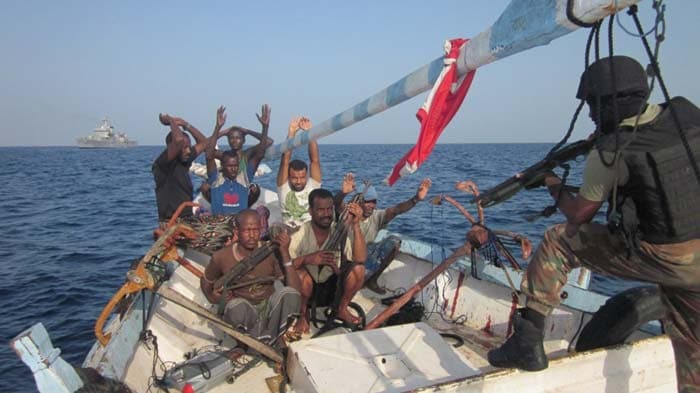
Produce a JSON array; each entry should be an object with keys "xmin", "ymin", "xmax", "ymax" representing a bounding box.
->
[
  {"xmin": 566, "ymin": 0, "xmax": 596, "ymax": 27},
  {"xmin": 598, "ymin": 14, "xmax": 620, "ymax": 168},
  {"xmin": 547, "ymin": 23, "xmax": 599, "ymax": 156},
  {"xmin": 439, "ymin": 332, "xmax": 465, "ymax": 348}
]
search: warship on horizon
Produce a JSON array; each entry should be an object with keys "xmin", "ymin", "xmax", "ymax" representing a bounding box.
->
[{"xmin": 76, "ymin": 117, "xmax": 137, "ymax": 148}]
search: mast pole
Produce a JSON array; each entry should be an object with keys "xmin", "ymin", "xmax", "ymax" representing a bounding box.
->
[{"xmin": 265, "ymin": 0, "xmax": 642, "ymax": 160}]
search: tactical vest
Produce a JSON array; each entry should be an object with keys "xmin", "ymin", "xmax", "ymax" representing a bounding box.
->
[{"xmin": 598, "ymin": 97, "xmax": 700, "ymax": 244}]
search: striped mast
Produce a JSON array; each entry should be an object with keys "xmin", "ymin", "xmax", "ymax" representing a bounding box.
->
[{"xmin": 265, "ymin": 0, "xmax": 643, "ymax": 160}]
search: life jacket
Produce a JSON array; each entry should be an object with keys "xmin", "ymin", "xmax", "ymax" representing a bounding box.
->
[{"xmin": 598, "ymin": 97, "xmax": 700, "ymax": 244}]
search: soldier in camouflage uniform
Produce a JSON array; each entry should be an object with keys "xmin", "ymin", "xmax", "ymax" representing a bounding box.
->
[{"xmin": 488, "ymin": 56, "xmax": 700, "ymax": 393}]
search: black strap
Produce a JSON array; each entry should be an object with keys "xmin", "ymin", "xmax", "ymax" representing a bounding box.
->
[{"xmin": 566, "ymin": 0, "xmax": 597, "ymax": 28}]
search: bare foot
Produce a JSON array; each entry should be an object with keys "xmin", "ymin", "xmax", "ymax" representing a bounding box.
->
[
  {"xmin": 295, "ymin": 316, "xmax": 310, "ymax": 334},
  {"xmin": 337, "ymin": 307, "xmax": 361, "ymax": 326}
]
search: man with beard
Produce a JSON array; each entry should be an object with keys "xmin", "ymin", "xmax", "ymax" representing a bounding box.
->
[
  {"xmin": 276, "ymin": 116, "xmax": 322, "ymax": 228},
  {"xmin": 289, "ymin": 188, "xmax": 366, "ymax": 334},
  {"xmin": 206, "ymin": 107, "xmax": 248, "ymax": 215},
  {"xmin": 152, "ymin": 112, "xmax": 209, "ymax": 225},
  {"xmin": 487, "ymin": 56, "xmax": 700, "ymax": 393},
  {"xmin": 334, "ymin": 175, "xmax": 432, "ymax": 293},
  {"xmin": 201, "ymin": 209, "xmax": 301, "ymax": 345}
]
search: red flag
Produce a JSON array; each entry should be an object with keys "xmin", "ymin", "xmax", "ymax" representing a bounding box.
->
[{"xmin": 386, "ymin": 38, "xmax": 476, "ymax": 186}]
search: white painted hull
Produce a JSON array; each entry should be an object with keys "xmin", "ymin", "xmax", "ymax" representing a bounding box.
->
[{"xmin": 74, "ymin": 232, "xmax": 676, "ymax": 392}]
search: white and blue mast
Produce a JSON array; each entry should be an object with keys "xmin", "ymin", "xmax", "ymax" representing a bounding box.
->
[{"xmin": 265, "ymin": 0, "xmax": 643, "ymax": 160}]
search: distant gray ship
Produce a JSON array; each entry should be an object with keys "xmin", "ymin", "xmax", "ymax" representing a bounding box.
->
[{"xmin": 77, "ymin": 117, "xmax": 137, "ymax": 148}]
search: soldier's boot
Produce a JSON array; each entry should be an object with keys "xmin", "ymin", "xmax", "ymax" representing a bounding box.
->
[{"xmin": 487, "ymin": 308, "xmax": 549, "ymax": 371}]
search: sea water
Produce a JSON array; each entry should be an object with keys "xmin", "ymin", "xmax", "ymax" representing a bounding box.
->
[{"xmin": 0, "ymin": 144, "xmax": 638, "ymax": 391}]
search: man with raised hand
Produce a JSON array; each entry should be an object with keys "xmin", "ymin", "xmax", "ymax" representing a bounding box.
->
[
  {"xmin": 205, "ymin": 106, "xmax": 248, "ymax": 215},
  {"xmin": 152, "ymin": 112, "xmax": 209, "ymax": 225},
  {"xmin": 276, "ymin": 116, "xmax": 322, "ymax": 228},
  {"xmin": 335, "ymin": 174, "xmax": 432, "ymax": 293},
  {"xmin": 219, "ymin": 104, "xmax": 273, "ymax": 188}
]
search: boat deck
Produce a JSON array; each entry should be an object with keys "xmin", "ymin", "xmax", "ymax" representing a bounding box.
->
[
  {"xmin": 87, "ymin": 245, "xmax": 676, "ymax": 393},
  {"xmin": 115, "ymin": 255, "xmax": 517, "ymax": 392}
]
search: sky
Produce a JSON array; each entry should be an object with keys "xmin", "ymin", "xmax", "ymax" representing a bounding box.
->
[{"xmin": 1, "ymin": 0, "xmax": 698, "ymax": 146}]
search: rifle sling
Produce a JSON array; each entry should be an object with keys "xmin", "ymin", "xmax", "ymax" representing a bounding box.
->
[
  {"xmin": 215, "ymin": 244, "xmax": 277, "ymax": 315},
  {"xmin": 213, "ymin": 244, "xmax": 277, "ymax": 291}
]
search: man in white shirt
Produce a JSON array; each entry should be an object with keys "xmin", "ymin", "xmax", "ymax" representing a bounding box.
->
[{"xmin": 276, "ymin": 116, "xmax": 322, "ymax": 228}]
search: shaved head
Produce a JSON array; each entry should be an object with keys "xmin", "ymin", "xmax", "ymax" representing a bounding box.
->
[
  {"xmin": 235, "ymin": 209, "xmax": 260, "ymax": 227},
  {"xmin": 235, "ymin": 209, "xmax": 262, "ymax": 250}
]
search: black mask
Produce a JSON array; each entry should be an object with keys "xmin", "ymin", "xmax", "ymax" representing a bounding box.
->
[{"xmin": 587, "ymin": 92, "xmax": 648, "ymax": 134}]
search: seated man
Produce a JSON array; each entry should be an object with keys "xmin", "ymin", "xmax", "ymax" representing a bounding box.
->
[
  {"xmin": 289, "ymin": 188, "xmax": 367, "ymax": 334},
  {"xmin": 200, "ymin": 209, "xmax": 301, "ymax": 345},
  {"xmin": 335, "ymin": 174, "xmax": 432, "ymax": 293},
  {"xmin": 206, "ymin": 107, "xmax": 248, "ymax": 215},
  {"xmin": 277, "ymin": 116, "xmax": 322, "ymax": 228}
]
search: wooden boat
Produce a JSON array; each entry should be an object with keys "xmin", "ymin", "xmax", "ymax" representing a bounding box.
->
[
  {"xmin": 11, "ymin": 188, "xmax": 676, "ymax": 392},
  {"xmin": 12, "ymin": 1, "xmax": 679, "ymax": 391}
]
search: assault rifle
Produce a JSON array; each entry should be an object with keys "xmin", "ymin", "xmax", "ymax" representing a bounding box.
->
[
  {"xmin": 325, "ymin": 183, "xmax": 368, "ymax": 252},
  {"xmin": 473, "ymin": 139, "xmax": 593, "ymax": 208}
]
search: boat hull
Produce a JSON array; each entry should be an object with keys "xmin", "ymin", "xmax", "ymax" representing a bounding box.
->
[{"xmin": 13, "ymin": 189, "xmax": 677, "ymax": 392}]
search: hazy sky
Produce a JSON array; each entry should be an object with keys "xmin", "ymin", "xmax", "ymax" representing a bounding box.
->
[{"xmin": 1, "ymin": 1, "xmax": 698, "ymax": 146}]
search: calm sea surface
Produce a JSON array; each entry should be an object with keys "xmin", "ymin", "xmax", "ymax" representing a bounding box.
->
[{"xmin": 0, "ymin": 144, "xmax": 637, "ymax": 391}]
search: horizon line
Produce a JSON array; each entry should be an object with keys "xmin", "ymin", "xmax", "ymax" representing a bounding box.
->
[{"xmin": 0, "ymin": 141, "xmax": 567, "ymax": 148}]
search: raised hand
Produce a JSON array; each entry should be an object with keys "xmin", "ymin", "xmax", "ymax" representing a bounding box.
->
[
  {"xmin": 345, "ymin": 202, "xmax": 363, "ymax": 225},
  {"xmin": 215, "ymin": 106, "xmax": 227, "ymax": 130},
  {"xmin": 256, "ymin": 104, "xmax": 271, "ymax": 129},
  {"xmin": 455, "ymin": 180, "xmax": 479, "ymax": 196},
  {"xmin": 159, "ymin": 113, "xmax": 171, "ymax": 126},
  {"xmin": 298, "ymin": 117, "xmax": 312, "ymax": 131},
  {"xmin": 288, "ymin": 116, "xmax": 302, "ymax": 137},
  {"xmin": 416, "ymin": 178, "xmax": 432, "ymax": 201},
  {"xmin": 341, "ymin": 172, "xmax": 356, "ymax": 194}
]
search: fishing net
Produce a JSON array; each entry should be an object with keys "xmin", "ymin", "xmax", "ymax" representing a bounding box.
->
[{"xmin": 175, "ymin": 215, "xmax": 235, "ymax": 255}]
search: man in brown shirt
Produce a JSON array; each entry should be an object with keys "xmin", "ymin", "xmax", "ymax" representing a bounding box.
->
[{"xmin": 201, "ymin": 210, "xmax": 301, "ymax": 344}]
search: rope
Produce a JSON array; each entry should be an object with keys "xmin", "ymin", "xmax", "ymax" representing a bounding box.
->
[
  {"xmin": 615, "ymin": 0, "xmax": 665, "ymax": 38},
  {"xmin": 547, "ymin": 22, "xmax": 599, "ymax": 156},
  {"xmin": 601, "ymin": 14, "xmax": 620, "ymax": 168},
  {"xmin": 566, "ymin": 0, "xmax": 597, "ymax": 28},
  {"xmin": 539, "ymin": 21, "xmax": 602, "ymax": 222}
]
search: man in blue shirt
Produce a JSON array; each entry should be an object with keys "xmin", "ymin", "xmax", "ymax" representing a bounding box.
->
[{"xmin": 206, "ymin": 107, "xmax": 249, "ymax": 216}]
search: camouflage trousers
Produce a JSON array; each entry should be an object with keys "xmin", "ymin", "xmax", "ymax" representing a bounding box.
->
[{"xmin": 521, "ymin": 223, "xmax": 700, "ymax": 393}]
